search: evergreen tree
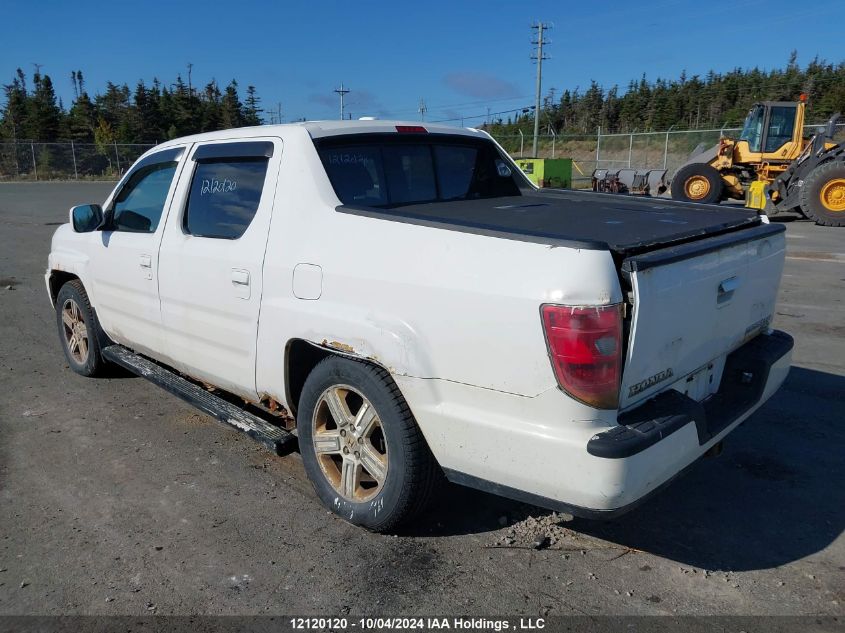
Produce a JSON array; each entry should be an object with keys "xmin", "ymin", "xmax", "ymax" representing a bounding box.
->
[
  {"xmin": 221, "ymin": 80, "xmax": 244, "ymax": 129},
  {"xmin": 1, "ymin": 69, "xmax": 28, "ymax": 141},
  {"xmin": 244, "ymin": 85, "xmax": 263, "ymax": 125},
  {"xmin": 26, "ymin": 72, "xmax": 62, "ymax": 141}
]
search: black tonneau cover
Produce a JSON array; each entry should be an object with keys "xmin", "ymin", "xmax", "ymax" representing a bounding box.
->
[{"xmin": 338, "ymin": 189, "xmax": 762, "ymax": 257}]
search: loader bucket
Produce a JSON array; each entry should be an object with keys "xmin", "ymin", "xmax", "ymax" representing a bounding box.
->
[{"xmin": 646, "ymin": 169, "xmax": 668, "ymax": 195}]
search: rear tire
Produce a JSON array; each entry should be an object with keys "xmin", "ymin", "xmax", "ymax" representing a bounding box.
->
[
  {"xmin": 55, "ymin": 280, "xmax": 107, "ymax": 377},
  {"xmin": 671, "ymin": 163, "xmax": 724, "ymax": 204},
  {"xmin": 297, "ymin": 355, "xmax": 440, "ymax": 532},
  {"xmin": 800, "ymin": 161, "xmax": 845, "ymax": 227}
]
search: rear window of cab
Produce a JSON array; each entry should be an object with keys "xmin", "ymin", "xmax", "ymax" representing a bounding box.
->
[{"xmin": 316, "ymin": 134, "xmax": 525, "ymax": 208}]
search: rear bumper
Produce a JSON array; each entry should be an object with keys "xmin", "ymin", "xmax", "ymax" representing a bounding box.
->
[
  {"xmin": 587, "ymin": 329, "xmax": 794, "ymax": 460},
  {"xmin": 404, "ymin": 330, "xmax": 793, "ymax": 519}
]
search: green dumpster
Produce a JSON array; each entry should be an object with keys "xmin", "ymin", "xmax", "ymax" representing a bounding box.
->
[{"xmin": 515, "ymin": 158, "xmax": 572, "ymax": 189}]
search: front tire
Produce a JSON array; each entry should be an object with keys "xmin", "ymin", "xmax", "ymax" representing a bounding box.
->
[
  {"xmin": 297, "ymin": 356, "xmax": 440, "ymax": 532},
  {"xmin": 55, "ymin": 280, "xmax": 107, "ymax": 377},
  {"xmin": 671, "ymin": 163, "xmax": 724, "ymax": 204},
  {"xmin": 800, "ymin": 161, "xmax": 845, "ymax": 227}
]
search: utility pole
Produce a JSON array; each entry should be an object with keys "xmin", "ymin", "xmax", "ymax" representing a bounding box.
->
[
  {"xmin": 334, "ymin": 83, "xmax": 350, "ymax": 120},
  {"xmin": 530, "ymin": 22, "xmax": 551, "ymax": 157},
  {"xmin": 187, "ymin": 63, "xmax": 193, "ymax": 95},
  {"xmin": 418, "ymin": 98, "xmax": 427, "ymax": 121}
]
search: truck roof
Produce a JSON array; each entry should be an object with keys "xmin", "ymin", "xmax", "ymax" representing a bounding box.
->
[{"xmin": 155, "ymin": 120, "xmax": 486, "ymax": 148}]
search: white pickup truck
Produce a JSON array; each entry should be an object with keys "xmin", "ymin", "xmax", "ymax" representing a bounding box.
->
[{"xmin": 47, "ymin": 121, "xmax": 793, "ymax": 531}]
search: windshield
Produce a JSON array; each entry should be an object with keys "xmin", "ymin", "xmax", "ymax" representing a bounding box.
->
[
  {"xmin": 739, "ymin": 105, "xmax": 765, "ymax": 152},
  {"xmin": 764, "ymin": 106, "xmax": 797, "ymax": 152},
  {"xmin": 316, "ymin": 134, "xmax": 526, "ymax": 208}
]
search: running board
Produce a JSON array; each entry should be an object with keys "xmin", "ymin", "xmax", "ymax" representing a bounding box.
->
[{"xmin": 102, "ymin": 345, "xmax": 297, "ymax": 456}]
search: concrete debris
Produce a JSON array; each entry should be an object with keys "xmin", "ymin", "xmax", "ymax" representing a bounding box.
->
[{"xmin": 532, "ymin": 534, "xmax": 550, "ymax": 550}]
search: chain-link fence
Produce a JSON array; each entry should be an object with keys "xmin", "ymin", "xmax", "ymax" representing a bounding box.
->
[
  {"xmin": 490, "ymin": 122, "xmax": 845, "ymax": 189},
  {"xmin": 0, "ymin": 142, "xmax": 156, "ymax": 181},
  {"xmin": 492, "ymin": 132, "xmax": 600, "ymax": 187},
  {"xmin": 2, "ymin": 123, "xmax": 843, "ymax": 184}
]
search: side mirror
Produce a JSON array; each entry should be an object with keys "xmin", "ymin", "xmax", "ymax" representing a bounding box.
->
[{"xmin": 70, "ymin": 204, "xmax": 104, "ymax": 233}]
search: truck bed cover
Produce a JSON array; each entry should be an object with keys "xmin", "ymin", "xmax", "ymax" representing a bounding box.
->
[{"xmin": 339, "ymin": 189, "xmax": 762, "ymax": 257}]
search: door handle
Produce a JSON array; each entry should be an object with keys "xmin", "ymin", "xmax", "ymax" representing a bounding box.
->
[
  {"xmin": 718, "ymin": 277, "xmax": 739, "ymax": 295},
  {"xmin": 231, "ymin": 269, "xmax": 250, "ymax": 286},
  {"xmin": 231, "ymin": 268, "xmax": 251, "ymax": 300},
  {"xmin": 717, "ymin": 276, "xmax": 739, "ymax": 303},
  {"xmin": 139, "ymin": 254, "xmax": 153, "ymax": 280}
]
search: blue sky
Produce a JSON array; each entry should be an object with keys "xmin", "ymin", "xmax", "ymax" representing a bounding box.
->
[{"xmin": 3, "ymin": 0, "xmax": 844, "ymax": 125}]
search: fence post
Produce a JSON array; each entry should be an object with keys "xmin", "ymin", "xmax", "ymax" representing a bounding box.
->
[
  {"xmin": 71, "ymin": 140, "xmax": 79, "ymax": 180},
  {"xmin": 663, "ymin": 125, "xmax": 675, "ymax": 170},
  {"xmin": 595, "ymin": 126, "xmax": 601, "ymax": 167},
  {"xmin": 30, "ymin": 141, "xmax": 37, "ymax": 181},
  {"xmin": 627, "ymin": 133, "xmax": 634, "ymax": 168},
  {"xmin": 114, "ymin": 142, "xmax": 121, "ymax": 176}
]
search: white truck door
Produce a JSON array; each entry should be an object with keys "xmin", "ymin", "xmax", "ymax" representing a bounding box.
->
[
  {"xmin": 157, "ymin": 139, "xmax": 282, "ymax": 400},
  {"xmin": 89, "ymin": 146, "xmax": 187, "ymax": 357}
]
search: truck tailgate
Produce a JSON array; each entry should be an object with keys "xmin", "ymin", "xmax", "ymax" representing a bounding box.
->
[{"xmin": 618, "ymin": 222, "xmax": 786, "ymax": 410}]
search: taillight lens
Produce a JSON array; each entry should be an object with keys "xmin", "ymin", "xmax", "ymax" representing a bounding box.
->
[
  {"xmin": 395, "ymin": 125, "xmax": 428, "ymax": 133},
  {"xmin": 541, "ymin": 304, "xmax": 623, "ymax": 409}
]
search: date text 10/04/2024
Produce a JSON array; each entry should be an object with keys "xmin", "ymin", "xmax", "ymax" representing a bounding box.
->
[{"xmin": 289, "ymin": 617, "xmax": 547, "ymax": 630}]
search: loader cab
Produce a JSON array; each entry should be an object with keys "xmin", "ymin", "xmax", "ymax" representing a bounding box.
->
[{"xmin": 734, "ymin": 101, "xmax": 804, "ymax": 164}]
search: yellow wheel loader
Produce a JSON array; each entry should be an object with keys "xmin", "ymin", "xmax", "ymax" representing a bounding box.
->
[{"xmin": 669, "ymin": 99, "xmax": 845, "ymax": 226}]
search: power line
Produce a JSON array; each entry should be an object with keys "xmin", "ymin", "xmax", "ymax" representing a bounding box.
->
[{"xmin": 431, "ymin": 105, "xmax": 533, "ymax": 124}]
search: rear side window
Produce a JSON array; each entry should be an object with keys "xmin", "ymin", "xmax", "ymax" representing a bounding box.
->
[
  {"xmin": 317, "ymin": 136, "xmax": 524, "ymax": 208},
  {"xmin": 184, "ymin": 159, "xmax": 268, "ymax": 239}
]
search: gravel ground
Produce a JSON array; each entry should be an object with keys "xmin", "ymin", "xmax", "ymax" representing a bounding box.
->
[{"xmin": 0, "ymin": 182, "xmax": 843, "ymax": 617}]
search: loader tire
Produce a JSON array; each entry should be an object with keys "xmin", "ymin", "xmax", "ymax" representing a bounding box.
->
[
  {"xmin": 800, "ymin": 161, "xmax": 845, "ymax": 227},
  {"xmin": 671, "ymin": 163, "xmax": 724, "ymax": 204}
]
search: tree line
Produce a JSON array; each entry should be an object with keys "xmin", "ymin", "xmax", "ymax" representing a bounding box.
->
[
  {"xmin": 0, "ymin": 69, "xmax": 264, "ymax": 145},
  {"xmin": 3, "ymin": 52, "xmax": 844, "ymax": 147},
  {"xmin": 487, "ymin": 52, "xmax": 845, "ymax": 137}
]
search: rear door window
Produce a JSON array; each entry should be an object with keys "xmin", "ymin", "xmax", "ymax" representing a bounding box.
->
[{"xmin": 184, "ymin": 159, "xmax": 269, "ymax": 239}]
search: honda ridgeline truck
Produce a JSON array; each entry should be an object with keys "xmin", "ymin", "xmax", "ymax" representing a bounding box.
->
[{"xmin": 46, "ymin": 121, "xmax": 793, "ymax": 531}]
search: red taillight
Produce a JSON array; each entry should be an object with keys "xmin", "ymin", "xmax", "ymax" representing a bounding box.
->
[
  {"xmin": 541, "ymin": 304, "xmax": 623, "ymax": 409},
  {"xmin": 395, "ymin": 125, "xmax": 428, "ymax": 133}
]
